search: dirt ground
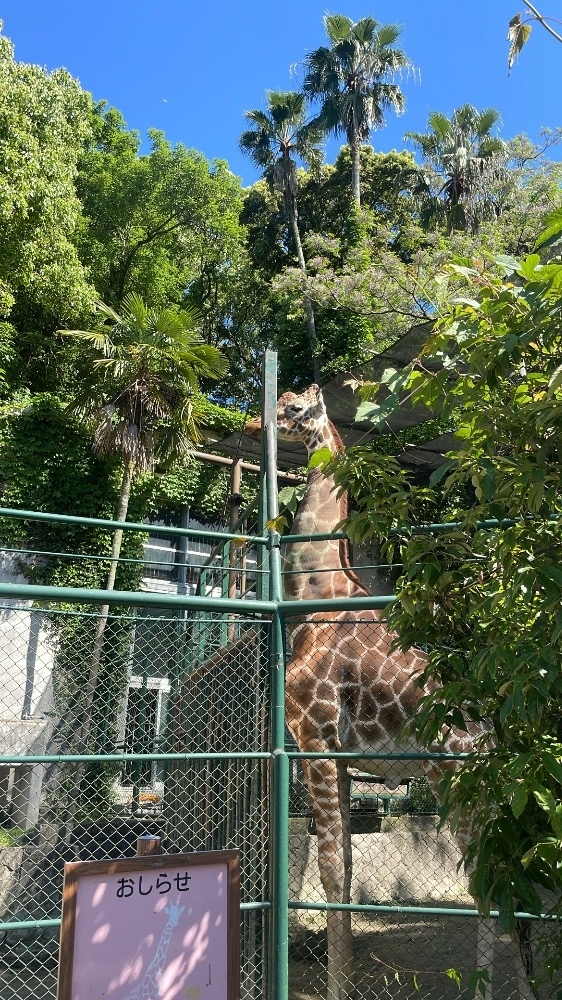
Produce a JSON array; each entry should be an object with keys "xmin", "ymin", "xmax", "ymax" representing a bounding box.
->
[{"xmin": 288, "ymin": 913, "xmax": 549, "ymax": 1000}]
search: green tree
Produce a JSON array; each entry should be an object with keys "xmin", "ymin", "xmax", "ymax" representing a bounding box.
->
[
  {"xmin": 302, "ymin": 14, "xmax": 410, "ymax": 205},
  {"xmin": 0, "ymin": 23, "xmax": 93, "ymax": 319},
  {"xmin": 240, "ymin": 91, "xmax": 324, "ymax": 381},
  {"xmin": 76, "ymin": 106, "xmax": 245, "ymax": 310},
  {"xmin": 327, "ymin": 221, "xmax": 562, "ymax": 979},
  {"xmin": 61, "ymin": 293, "xmax": 228, "ymax": 744},
  {"xmin": 404, "ymin": 105, "xmax": 508, "ymax": 233}
]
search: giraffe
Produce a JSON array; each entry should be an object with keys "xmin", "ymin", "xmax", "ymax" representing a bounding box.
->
[
  {"xmin": 124, "ymin": 901, "xmax": 184, "ymax": 1000},
  {"xmin": 245, "ymin": 383, "xmax": 535, "ymax": 1000}
]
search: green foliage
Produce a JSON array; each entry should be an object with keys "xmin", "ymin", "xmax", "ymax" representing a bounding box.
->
[
  {"xmin": 63, "ymin": 293, "xmax": 228, "ymax": 471},
  {"xmin": 302, "ymin": 14, "xmax": 410, "ymax": 203},
  {"xmin": 76, "ymin": 110, "xmax": 245, "ymax": 309},
  {"xmin": 140, "ymin": 456, "xmax": 258, "ymax": 525},
  {"xmin": 404, "ymin": 105, "xmax": 508, "ymax": 233},
  {"xmin": 0, "ymin": 24, "xmax": 94, "ymax": 318},
  {"xmin": 0, "ymin": 825, "xmax": 24, "ymax": 845},
  {"xmin": 0, "ymin": 394, "xmax": 142, "ymax": 583},
  {"xmin": 332, "ymin": 231, "xmax": 562, "ymax": 974},
  {"xmin": 0, "ymin": 395, "xmax": 145, "ymax": 814}
]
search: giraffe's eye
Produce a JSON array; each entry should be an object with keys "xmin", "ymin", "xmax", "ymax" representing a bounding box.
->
[{"xmin": 289, "ymin": 404, "xmax": 303, "ymax": 414}]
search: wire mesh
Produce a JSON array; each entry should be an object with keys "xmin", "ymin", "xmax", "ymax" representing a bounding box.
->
[
  {"xmin": 283, "ymin": 614, "xmax": 553, "ymax": 1000},
  {"xmin": 0, "ymin": 532, "xmax": 557, "ymax": 1000},
  {"xmin": 0, "ymin": 597, "xmax": 270, "ymax": 1000}
]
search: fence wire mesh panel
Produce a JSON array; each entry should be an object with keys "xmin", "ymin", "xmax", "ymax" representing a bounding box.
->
[
  {"xmin": 283, "ymin": 614, "xmax": 555, "ymax": 1000},
  {"xmin": 167, "ymin": 612, "xmax": 270, "ymax": 999},
  {"xmin": 0, "ymin": 596, "xmax": 271, "ymax": 1000}
]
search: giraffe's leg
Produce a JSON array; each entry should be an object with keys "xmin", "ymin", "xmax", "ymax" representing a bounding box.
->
[
  {"xmin": 476, "ymin": 917, "xmax": 494, "ymax": 1000},
  {"xmin": 512, "ymin": 919, "xmax": 537, "ymax": 1000},
  {"xmin": 302, "ymin": 757, "xmax": 355, "ymax": 1000}
]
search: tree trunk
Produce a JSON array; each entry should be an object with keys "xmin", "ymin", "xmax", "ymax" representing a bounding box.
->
[
  {"xmin": 78, "ymin": 455, "xmax": 135, "ymax": 751},
  {"xmin": 288, "ymin": 209, "xmax": 320, "ymax": 384},
  {"xmin": 351, "ymin": 138, "xmax": 362, "ymax": 206}
]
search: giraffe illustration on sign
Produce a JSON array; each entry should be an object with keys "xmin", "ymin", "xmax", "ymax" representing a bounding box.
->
[
  {"xmin": 124, "ymin": 901, "xmax": 184, "ymax": 1000},
  {"xmin": 246, "ymin": 383, "xmax": 535, "ymax": 1000}
]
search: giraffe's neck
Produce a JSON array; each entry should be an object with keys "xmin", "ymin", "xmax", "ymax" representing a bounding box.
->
[
  {"xmin": 126, "ymin": 918, "xmax": 174, "ymax": 999},
  {"xmin": 283, "ymin": 420, "xmax": 368, "ymax": 603}
]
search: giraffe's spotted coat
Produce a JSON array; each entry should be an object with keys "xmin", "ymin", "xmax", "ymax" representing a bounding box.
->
[{"xmin": 245, "ymin": 384, "xmax": 517, "ymax": 1000}]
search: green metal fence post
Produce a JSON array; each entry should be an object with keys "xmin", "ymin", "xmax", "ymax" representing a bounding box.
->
[{"xmin": 261, "ymin": 351, "xmax": 289, "ymax": 1000}]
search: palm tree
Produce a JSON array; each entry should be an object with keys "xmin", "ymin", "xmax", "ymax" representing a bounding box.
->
[
  {"xmin": 302, "ymin": 14, "xmax": 410, "ymax": 206},
  {"xmin": 404, "ymin": 105, "xmax": 508, "ymax": 232},
  {"xmin": 240, "ymin": 90, "xmax": 324, "ymax": 382},
  {"xmin": 61, "ymin": 293, "xmax": 228, "ymax": 746}
]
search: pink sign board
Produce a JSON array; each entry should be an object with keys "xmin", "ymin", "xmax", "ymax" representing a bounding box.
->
[{"xmin": 58, "ymin": 851, "xmax": 240, "ymax": 1000}]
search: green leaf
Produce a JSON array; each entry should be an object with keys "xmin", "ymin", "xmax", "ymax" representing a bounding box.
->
[
  {"xmin": 468, "ymin": 970, "xmax": 491, "ymax": 998},
  {"xmin": 446, "ymin": 968, "xmax": 462, "ymax": 989},
  {"xmin": 542, "ymin": 753, "xmax": 562, "ymax": 786},
  {"xmin": 538, "ymin": 564, "xmax": 562, "ymax": 587},
  {"xmin": 533, "ymin": 787, "xmax": 557, "ymax": 817},
  {"xmin": 308, "ymin": 447, "xmax": 332, "ymax": 469},
  {"xmin": 535, "ymin": 208, "xmax": 562, "ymax": 251},
  {"xmin": 452, "ymin": 297, "xmax": 480, "ymax": 309},
  {"xmin": 516, "ymin": 254, "xmax": 541, "ymax": 280},
  {"xmin": 510, "ymin": 783, "xmax": 529, "ymax": 819},
  {"xmin": 547, "ymin": 363, "xmax": 562, "ymax": 395},
  {"xmin": 429, "ymin": 458, "xmax": 456, "ymax": 487},
  {"xmin": 507, "ymin": 14, "xmax": 532, "ymax": 74},
  {"xmin": 449, "ymin": 264, "xmax": 479, "ymax": 278},
  {"xmin": 355, "ymin": 399, "xmax": 380, "ymax": 423},
  {"xmin": 495, "ymin": 254, "xmax": 520, "ymax": 275}
]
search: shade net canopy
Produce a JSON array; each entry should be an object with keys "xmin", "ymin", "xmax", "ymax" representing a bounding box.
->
[{"xmin": 208, "ymin": 323, "xmax": 454, "ymax": 474}]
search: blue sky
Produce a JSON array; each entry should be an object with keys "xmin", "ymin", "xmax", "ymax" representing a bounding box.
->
[{"xmin": 2, "ymin": 1, "xmax": 560, "ymax": 184}]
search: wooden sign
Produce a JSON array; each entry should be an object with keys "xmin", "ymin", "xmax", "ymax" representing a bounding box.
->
[{"xmin": 58, "ymin": 850, "xmax": 240, "ymax": 1000}]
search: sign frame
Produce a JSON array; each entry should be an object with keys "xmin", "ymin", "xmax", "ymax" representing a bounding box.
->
[{"xmin": 57, "ymin": 849, "xmax": 240, "ymax": 1000}]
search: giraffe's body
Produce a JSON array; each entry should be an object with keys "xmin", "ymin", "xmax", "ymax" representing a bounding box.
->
[
  {"xmin": 246, "ymin": 383, "xmax": 534, "ymax": 1000},
  {"xmin": 124, "ymin": 902, "xmax": 184, "ymax": 1000}
]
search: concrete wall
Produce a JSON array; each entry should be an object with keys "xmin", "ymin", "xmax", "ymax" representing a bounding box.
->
[
  {"xmin": 289, "ymin": 815, "xmax": 470, "ymax": 934},
  {"xmin": 0, "ymin": 552, "xmax": 55, "ymax": 828}
]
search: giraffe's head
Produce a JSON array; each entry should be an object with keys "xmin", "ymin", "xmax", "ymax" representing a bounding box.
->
[
  {"xmin": 165, "ymin": 902, "xmax": 184, "ymax": 927},
  {"xmin": 246, "ymin": 384, "xmax": 330, "ymax": 450}
]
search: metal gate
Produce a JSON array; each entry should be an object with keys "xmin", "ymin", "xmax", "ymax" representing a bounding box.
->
[{"xmin": 0, "ymin": 352, "xmax": 554, "ymax": 1000}]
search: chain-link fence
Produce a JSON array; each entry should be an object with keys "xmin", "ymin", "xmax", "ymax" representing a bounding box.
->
[
  {"xmin": 0, "ymin": 352, "xmax": 558, "ymax": 1000},
  {"xmin": 0, "ymin": 588, "xmax": 273, "ymax": 1000},
  {"xmin": 0, "ymin": 568, "xmax": 554, "ymax": 999}
]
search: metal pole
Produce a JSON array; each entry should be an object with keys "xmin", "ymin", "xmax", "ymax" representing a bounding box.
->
[
  {"xmin": 136, "ymin": 834, "xmax": 162, "ymax": 856},
  {"xmin": 262, "ymin": 352, "xmax": 289, "ymax": 1000},
  {"xmin": 228, "ymin": 459, "xmax": 242, "ymax": 603}
]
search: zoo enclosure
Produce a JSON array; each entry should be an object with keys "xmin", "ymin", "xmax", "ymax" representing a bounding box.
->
[{"xmin": 0, "ymin": 350, "xmax": 552, "ymax": 1000}]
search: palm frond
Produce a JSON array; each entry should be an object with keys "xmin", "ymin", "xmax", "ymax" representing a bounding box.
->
[
  {"xmin": 475, "ymin": 108, "xmax": 502, "ymax": 137},
  {"xmin": 371, "ymin": 22, "xmax": 402, "ymax": 48},
  {"xmin": 324, "ymin": 13, "xmax": 353, "ymax": 43},
  {"xmin": 352, "ymin": 17, "xmax": 379, "ymax": 43},
  {"xmin": 239, "ymin": 128, "xmax": 274, "ymax": 170},
  {"xmin": 426, "ymin": 112, "xmax": 451, "ymax": 141},
  {"xmin": 65, "ymin": 293, "xmax": 227, "ymax": 471},
  {"xmin": 59, "ymin": 329, "xmax": 115, "ymax": 356},
  {"xmin": 92, "ymin": 300, "xmax": 121, "ymax": 324},
  {"xmin": 243, "ymin": 108, "xmax": 272, "ymax": 131},
  {"xmin": 119, "ymin": 291, "xmax": 149, "ymax": 331}
]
